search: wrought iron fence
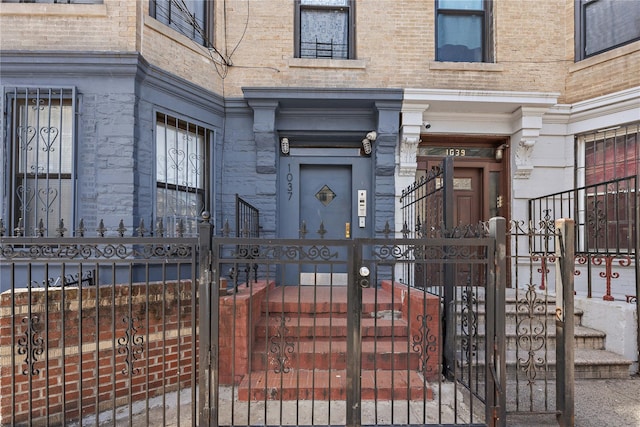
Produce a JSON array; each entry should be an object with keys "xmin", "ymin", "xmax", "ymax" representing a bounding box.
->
[
  {"xmin": 199, "ymin": 217, "xmax": 507, "ymax": 426},
  {"xmin": 0, "ymin": 217, "xmax": 205, "ymax": 426},
  {"xmin": 528, "ymin": 175, "xmax": 638, "ymax": 301}
]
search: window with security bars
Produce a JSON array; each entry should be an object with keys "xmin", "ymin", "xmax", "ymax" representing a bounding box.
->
[
  {"xmin": 436, "ymin": 0, "xmax": 493, "ymax": 63},
  {"xmin": 156, "ymin": 113, "xmax": 211, "ymax": 236},
  {"xmin": 296, "ymin": 0, "xmax": 353, "ymax": 59},
  {"xmin": 149, "ymin": 0, "xmax": 213, "ymax": 47},
  {"xmin": 6, "ymin": 87, "xmax": 76, "ymax": 236},
  {"xmin": 576, "ymin": 122, "xmax": 639, "ymax": 253},
  {"xmin": 575, "ymin": 0, "xmax": 640, "ymax": 60}
]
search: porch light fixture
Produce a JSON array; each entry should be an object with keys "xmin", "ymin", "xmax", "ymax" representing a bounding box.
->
[
  {"xmin": 495, "ymin": 143, "xmax": 508, "ymax": 161},
  {"xmin": 280, "ymin": 137, "xmax": 290, "ymax": 155},
  {"xmin": 361, "ymin": 131, "xmax": 377, "ymax": 155}
]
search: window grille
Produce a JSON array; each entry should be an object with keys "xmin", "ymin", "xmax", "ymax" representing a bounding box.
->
[
  {"xmin": 6, "ymin": 87, "xmax": 77, "ymax": 236},
  {"xmin": 155, "ymin": 112, "xmax": 212, "ymax": 236},
  {"xmin": 575, "ymin": 122, "xmax": 639, "ymax": 252},
  {"xmin": 149, "ymin": 0, "xmax": 212, "ymax": 47},
  {"xmin": 296, "ymin": 0, "xmax": 353, "ymax": 59}
]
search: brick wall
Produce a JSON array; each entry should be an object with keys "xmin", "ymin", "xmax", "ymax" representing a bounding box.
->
[
  {"xmin": 2, "ymin": 0, "xmax": 637, "ymax": 103},
  {"xmin": 0, "ymin": 281, "xmax": 199, "ymax": 425}
]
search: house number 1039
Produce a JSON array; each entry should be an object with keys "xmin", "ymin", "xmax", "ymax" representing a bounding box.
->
[{"xmin": 446, "ymin": 148, "xmax": 466, "ymax": 157}]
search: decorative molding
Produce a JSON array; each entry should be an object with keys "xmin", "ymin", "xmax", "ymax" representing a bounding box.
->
[
  {"xmin": 512, "ymin": 106, "xmax": 549, "ymax": 179},
  {"xmin": 514, "ymin": 139, "xmax": 536, "ymax": 179},
  {"xmin": 399, "ymin": 136, "xmax": 421, "ymax": 177}
]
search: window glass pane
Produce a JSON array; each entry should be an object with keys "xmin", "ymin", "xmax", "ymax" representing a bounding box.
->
[
  {"xmin": 18, "ymin": 103, "xmax": 73, "ymax": 174},
  {"xmin": 437, "ymin": 14, "xmax": 482, "ymax": 61},
  {"xmin": 155, "ymin": 113, "xmax": 209, "ymax": 236},
  {"xmin": 438, "ymin": 0, "xmax": 483, "ymax": 10},
  {"xmin": 152, "ymin": 0, "xmax": 206, "ymax": 45},
  {"xmin": 585, "ymin": 0, "xmax": 640, "ymax": 56},
  {"xmin": 300, "ymin": 9, "xmax": 348, "ymax": 58},
  {"xmin": 156, "ymin": 121, "xmax": 205, "ymax": 190},
  {"xmin": 17, "ymin": 178, "xmax": 73, "ymax": 235},
  {"xmin": 156, "ymin": 188, "xmax": 203, "ymax": 236}
]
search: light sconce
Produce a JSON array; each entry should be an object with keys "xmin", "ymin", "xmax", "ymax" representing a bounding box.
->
[
  {"xmin": 495, "ymin": 143, "xmax": 508, "ymax": 161},
  {"xmin": 362, "ymin": 138, "xmax": 372, "ymax": 155},
  {"xmin": 280, "ymin": 137, "xmax": 290, "ymax": 155},
  {"xmin": 361, "ymin": 131, "xmax": 377, "ymax": 155}
]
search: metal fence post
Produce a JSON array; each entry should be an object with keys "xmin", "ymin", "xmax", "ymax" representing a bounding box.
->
[
  {"xmin": 555, "ymin": 218, "xmax": 575, "ymax": 427},
  {"xmin": 347, "ymin": 240, "xmax": 362, "ymax": 427},
  {"xmin": 442, "ymin": 156, "xmax": 456, "ymax": 380},
  {"xmin": 488, "ymin": 217, "xmax": 507, "ymax": 427},
  {"xmin": 198, "ymin": 213, "xmax": 215, "ymax": 426}
]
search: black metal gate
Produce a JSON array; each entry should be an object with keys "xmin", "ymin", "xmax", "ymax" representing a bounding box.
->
[{"xmin": 198, "ymin": 217, "xmax": 507, "ymax": 426}]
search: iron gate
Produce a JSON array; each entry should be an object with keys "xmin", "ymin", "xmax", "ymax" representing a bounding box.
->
[{"xmin": 199, "ymin": 217, "xmax": 507, "ymax": 427}]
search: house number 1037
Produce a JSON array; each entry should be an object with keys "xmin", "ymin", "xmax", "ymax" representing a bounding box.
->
[{"xmin": 287, "ymin": 164, "xmax": 294, "ymax": 200}]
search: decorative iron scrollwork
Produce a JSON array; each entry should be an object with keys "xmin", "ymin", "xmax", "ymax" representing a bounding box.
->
[
  {"xmin": 460, "ymin": 288, "xmax": 478, "ymax": 363},
  {"xmin": 412, "ymin": 314, "xmax": 438, "ymax": 376},
  {"xmin": 515, "ymin": 284, "xmax": 547, "ymax": 384},
  {"xmin": 117, "ymin": 315, "xmax": 144, "ymax": 376},
  {"xmin": 17, "ymin": 316, "xmax": 45, "ymax": 377},
  {"xmin": 269, "ymin": 315, "xmax": 294, "ymax": 374}
]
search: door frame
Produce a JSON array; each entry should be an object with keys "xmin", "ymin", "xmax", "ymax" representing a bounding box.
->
[{"xmin": 418, "ymin": 136, "xmax": 511, "ymax": 224}]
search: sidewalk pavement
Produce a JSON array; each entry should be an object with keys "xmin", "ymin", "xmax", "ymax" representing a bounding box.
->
[{"xmin": 508, "ymin": 375, "xmax": 640, "ymax": 426}]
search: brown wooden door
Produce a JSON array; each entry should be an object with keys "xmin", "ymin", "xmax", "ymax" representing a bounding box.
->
[{"xmin": 452, "ymin": 167, "xmax": 483, "ymax": 226}]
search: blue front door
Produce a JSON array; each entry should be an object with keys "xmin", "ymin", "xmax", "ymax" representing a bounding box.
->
[
  {"xmin": 299, "ymin": 164, "xmax": 352, "ymax": 241},
  {"xmin": 279, "ymin": 155, "xmax": 372, "ymax": 285}
]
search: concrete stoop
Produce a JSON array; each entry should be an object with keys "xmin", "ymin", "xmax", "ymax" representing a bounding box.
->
[{"xmin": 466, "ymin": 289, "xmax": 633, "ymax": 380}]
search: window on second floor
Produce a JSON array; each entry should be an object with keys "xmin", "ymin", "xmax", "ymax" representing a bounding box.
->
[
  {"xmin": 155, "ymin": 113, "xmax": 212, "ymax": 236},
  {"xmin": 575, "ymin": 0, "xmax": 640, "ymax": 60},
  {"xmin": 436, "ymin": 0, "xmax": 493, "ymax": 63},
  {"xmin": 149, "ymin": 0, "xmax": 213, "ymax": 47},
  {"xmin": 6, "ymin": 87, "xmax": 77, "ymax": 236},
  {"xmin": 295, "ymin": 0, "xmax": 354, "ymax": 59}
]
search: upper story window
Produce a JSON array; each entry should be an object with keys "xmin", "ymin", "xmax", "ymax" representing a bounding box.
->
[
  {"xmin": 5, "ymin": 87, "xmax": 77, "ymax": 236},
  {"xmin": 155, "ymin": 113, "xmax": 212, "ymax": 236},
  {"xmin": 149, "ymin": 0, "xmax": 213, "ymax": 47},
  {"xmin": 295, "ymin": 0, "xmax": 354, "ymax": 59},
  {"xmin": 436, "ymin": 0, "xmax": 493, "ymax": 63},
  {"xmin": 576, "ymin": 0, "xmax": 640, "ymax": 60}
]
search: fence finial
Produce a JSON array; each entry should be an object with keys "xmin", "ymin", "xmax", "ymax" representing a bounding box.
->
[
  {"xmin": 76, "ymin": 218, "xmax": 86, "ymax": 237},
  {"xmin": 14, "ymin": 217, "xmax": 24, "ymax": 237},
  {"xmin": 156, "ymin": 218, "xmax": 165, "ymax": 237},
  {"xmin": 36, "ymin": 219, "xmax": 45, "ymax": 237},
  {"xmin": 97, "ymin": 219, "xmax": 107, "ymax": 237},
  {"xmin": 56, "ymin": 219, "xmax": 67, "ymax": 237}
]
